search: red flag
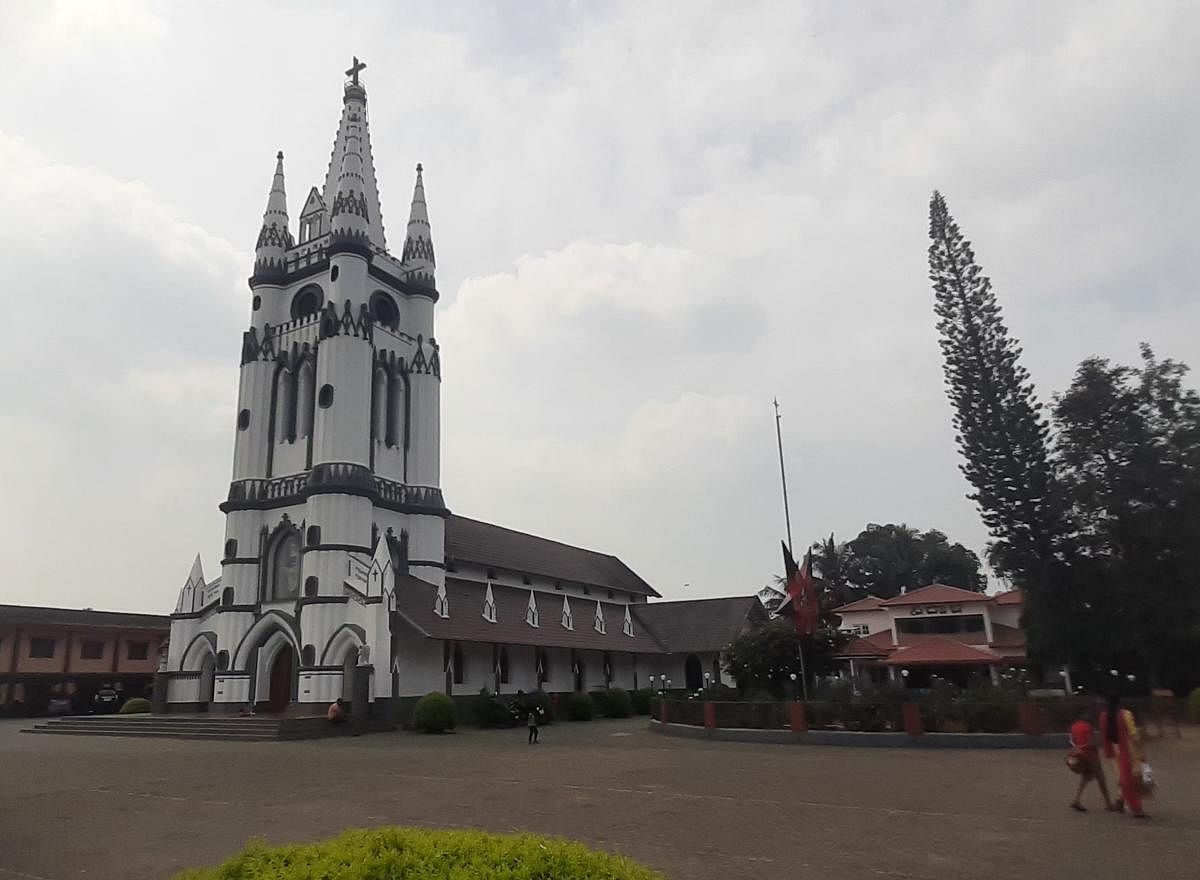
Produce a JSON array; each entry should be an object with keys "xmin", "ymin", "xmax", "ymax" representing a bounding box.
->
[{"xmin": 780, "ymin": 542, "xmax": 819, "ymax": 637}]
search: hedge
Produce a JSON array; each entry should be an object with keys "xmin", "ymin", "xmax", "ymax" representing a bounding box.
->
[
  {"xmin": 172, "ymin": 827, "xmax": 664, "ymax": 880},
  {"xmin": 413, "ymin": 692, "xmax": 456, "ymax": 733},
  {"xmin": 118, "ymin": 697, "xmax": 152, "ymax": 715},
  {"xmin": 568, "ymin": 691, "xmax": 594, "ymax": 721},
  {"xmin": 603, "ymin": 687, "xmax": 634, "ymax": 718},
  {"xmin": 631, "ymin": 688, "xmax": 653, "ymax": 715}
]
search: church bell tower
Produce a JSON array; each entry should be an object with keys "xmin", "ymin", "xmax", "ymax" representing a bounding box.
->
[{"xmin": 164, "ymin": 59, "xmax": 447, "ymax": 712}]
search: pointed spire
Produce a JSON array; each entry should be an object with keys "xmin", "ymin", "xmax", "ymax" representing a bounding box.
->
[
  {"xmin": 253, "ymin": 151, "xmax": 292, "ymax": 280},
  {"xmin": 175, "ymin": 554, "xmax": 207, "ymax": 613},
  {"xmin": 324, "ymin": 60, "xmax": 386, "ymax": 252},
  {"xmin": 401, "ymin": 163, "xmax": 436, "ymax": 289}
]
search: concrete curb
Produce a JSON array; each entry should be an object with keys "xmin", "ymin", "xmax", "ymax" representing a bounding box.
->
[{"xmin": 649, "ymin": 719, "xmax": 1064, "ymax": 749}]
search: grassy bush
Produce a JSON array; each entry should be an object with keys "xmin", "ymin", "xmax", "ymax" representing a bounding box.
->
[
  {"xmin": 604, "ymin": 687, "xmax": 634, "ymax": 718},
  {"xmin": 118, "ymin": 697, "xmax": 152, "ymax": 715},
  {"xmin": 413, "ymin": 692, "xmax": 456, "ymax": 733},
  {"xmin": 516, "ymin": 689, "xmax": 554, "ymax": 724},
  {"xmin": 568, "ymin": 691, "xmax": 594, "ymax": 721},
  {"xmin": 631, "ymin": 688, "xmax": 653, "ymax": 715},
  {"xmin": 706, "ymin": 683, "xmax": 739, "ymax": 701},
  {"xmin": 172, "ymin": 827, "xmax": 664, "ymax": 880},
  {"xmin": 1189, "ymin": 687, "xmax": 1200, "ymax": 723},
  {"xmin": 473, "ymin": 688, "xmax": 514, "ymax": 729}
]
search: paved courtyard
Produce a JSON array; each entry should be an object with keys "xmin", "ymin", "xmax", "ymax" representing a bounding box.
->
[{"xmin": 1, "ymin": 717, "xmax": 1198, "ymax": 880}]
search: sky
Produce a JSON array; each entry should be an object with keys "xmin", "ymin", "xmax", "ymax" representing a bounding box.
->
[{"xmin": 0, "ymin": 1, "xmax": 1197, "ymax": 613}]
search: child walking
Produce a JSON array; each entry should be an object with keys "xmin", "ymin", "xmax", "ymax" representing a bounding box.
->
[{"xmin": 527, "ymin": 705, "xmax": 540, "ymax": 744}]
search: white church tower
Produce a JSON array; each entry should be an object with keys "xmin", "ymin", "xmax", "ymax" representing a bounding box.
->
[{"xmin": 163, "ymin": 59, "xmax": 447, "ymax": 713}]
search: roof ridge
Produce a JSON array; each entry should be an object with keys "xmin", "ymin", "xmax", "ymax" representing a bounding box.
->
[{"xmin": 449, "ymin": 514, "xmax": 615, "ymax": 559}]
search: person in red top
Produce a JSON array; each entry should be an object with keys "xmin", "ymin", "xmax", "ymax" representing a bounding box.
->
[{"xmin": 1068, "ymin": 705, "xmax": 1112, "ymax": 812}]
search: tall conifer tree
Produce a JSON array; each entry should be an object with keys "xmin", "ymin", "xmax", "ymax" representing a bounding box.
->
[{"xmin": 927, "ymin": 192, "xmax": 1067, "ymax": 657}]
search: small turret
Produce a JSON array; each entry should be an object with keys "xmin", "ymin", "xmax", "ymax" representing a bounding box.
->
[
  {"xmin": 401, "ymin": 163, "xmax": 436, "ymax": 289},
  {"xmin": 252, "ymin": 151, "xmax": 292, "ymax": 281}
]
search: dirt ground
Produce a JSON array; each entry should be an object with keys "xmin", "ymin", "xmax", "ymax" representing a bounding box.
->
[{"xmin": 1, "ymin": 717, "xmax": 1197, "ymax": 880}]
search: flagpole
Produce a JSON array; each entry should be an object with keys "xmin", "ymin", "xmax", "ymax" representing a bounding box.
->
[
  {"xmin": 773, "ymin": 398, "xmax": 794, "ymax": 555},
  {"xmin": 775, "ymin": 399, "xmax": 808, "ymax": 701}
]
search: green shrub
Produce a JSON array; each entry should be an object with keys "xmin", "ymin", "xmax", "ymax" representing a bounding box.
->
[
  {"xmin": 413, "ymin": 692, "xmax": 456, "ymax": 733},
  {"xmin": 473, "ymin": 688, "xmax": 513, "ymax": 728},
  {"xmin": 631, "ymin": 688, "xmax": 653, "ymax": 715},
  {"xmin": 118, "ymin": 697, "xmax": 152, "ymax": 715},
  {"xmin": 568, "ymin": 691, "xmax": 594, "ymax": 721},
  {"xmin": 1189, "ymin": 687, "xmax": 1200, "ymax": 723},
  {"xmin": 172, "ymin": 827, "xmax": 664, "ymax": 880},
  {"xmin": 604, "ymin": 687, "xmax": 634, "ymax": 718},
  {"xmin": 707, "ymin": 683, "xmax": 739, "ymax": 701},
  {"xmin": 516, "ymin": 689, "xmax": 554, "ymax": 724}
]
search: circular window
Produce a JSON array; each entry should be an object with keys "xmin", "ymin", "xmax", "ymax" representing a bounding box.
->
[
  {"xmin": 330, "ymin": 265, "xmax": 340, "ymax": 282},
  {"xmin": 318, "ymin": 384, "xmax": 334, "ymax": 408},
  {"xmin": 237, "ymin": 409, "xmax": 251, "ymax": 430},
  {"xmin": 252, "ymin": 294, "xmax": 262, "ymax": 311},
  {"xmin": 216, "ymin": 650, "xmax": 230, "ymax": 671},
  {"xmin": 370, "ymin": 291, "xmax": 399, "ymax": 329},
  {"xmin": 291, "ymin": 285, "xmax": 323, "ymax": 320}
]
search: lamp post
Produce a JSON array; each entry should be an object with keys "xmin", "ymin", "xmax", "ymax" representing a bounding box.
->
[
  {"xmin": 703, "ymin": 670, "xmax": 712, "ymax": 698},
  {"xmin": 789, "ymin": 671, "xmax": 799, "ymax": 702}
]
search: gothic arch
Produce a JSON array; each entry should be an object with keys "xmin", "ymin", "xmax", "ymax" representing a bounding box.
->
[
  {"xmin": 272, "ymin": 362, "xmax": 297, "ymax": 444},
  {"xmin": 319, "ymin": 623, "xmax": 367, "ymax": 666},
  {"xmin": 295, "ymin": 357, "xmax": 315, "ymax": 438},
  {"xmin": 262, "ymin": 518, "xmax": 302, "ymax": 602},
  {"xmin": 232, "ymin": 610, "xmax": 300, "ymax": 671},
  {"xmin": 180, "ymin": 631, "xmax": 217, "ymax": 671}
]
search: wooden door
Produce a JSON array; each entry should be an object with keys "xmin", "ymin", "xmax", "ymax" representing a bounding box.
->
[{"xmin": 267, "ymin": 646, "xmax": 293, "ymax": 712}]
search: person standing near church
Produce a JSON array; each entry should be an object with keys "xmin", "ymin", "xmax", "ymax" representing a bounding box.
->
[{"xmin": 527, "ymin": 704, "xmax": 540, "ymax": 744}]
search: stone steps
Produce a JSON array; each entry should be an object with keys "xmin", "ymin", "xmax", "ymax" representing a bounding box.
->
[{"xmin": 22, "ymin": 714, "xmax": 389, "ymax": 741}]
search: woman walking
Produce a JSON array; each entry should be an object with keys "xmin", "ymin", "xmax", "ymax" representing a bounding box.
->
[{"xmin": 1099, "ymin": 694, "xmax": 1148, "ymax": 818}]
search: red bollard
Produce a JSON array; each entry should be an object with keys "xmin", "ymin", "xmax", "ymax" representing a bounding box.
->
[
  {"xmin": 703, "ymin": 701, "xmax": 716, "ymax": 730},
  {"xmin": 789, "ymin": 701, "xmax": 808, "ymax": 733},
  {"xmin": 901, "ymin": 702, "xmax": 923, "ymax": 737}
]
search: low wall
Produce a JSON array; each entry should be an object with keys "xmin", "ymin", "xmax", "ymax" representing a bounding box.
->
[{"xmin": 650, "ymin": 719, "xmax": 1064, "ymax": 749}]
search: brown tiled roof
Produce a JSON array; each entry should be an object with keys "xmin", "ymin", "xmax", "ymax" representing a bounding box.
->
[
  {"xmin": 0, "ymin": 604, "xmax": 169, "ymax": 631},
  {"xmin": 882, "ymin": 636, "xmax": 1002, "ymax": 666},
  {"xmin": 836, "ymin": 630, "xmax": 896, "ymax": 658},
  {"xmin": 879, "ymin": 584, "xmax": 991, "ymax": 607},
  {"xmin": 632, "ymin": 596, "xmax": 767, "ymax": 654},
  {"xmin": 988, "ymin": 623, "xmax": 1026, "ymax": 647},
  {"xmin": 392, "ymin": 576, "xmax": 665, "ymax": 653},
  {"xmin": 445, "ymin": 515, "xmax": 660, "ymax": 598},
  {"xmin": 993, "ymin": 589, "xmax": 1023, "ymax": 605}
]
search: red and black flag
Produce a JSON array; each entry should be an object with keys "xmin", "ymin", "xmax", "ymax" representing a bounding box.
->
[{"xmin": 778, "ymin": 542, "xmax": 819, "ymax": 637}]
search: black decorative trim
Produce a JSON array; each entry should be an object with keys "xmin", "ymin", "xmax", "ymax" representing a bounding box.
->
[
  {"xmin": 221, "ymin": 464, "xmax": 449, "ymax": 517},
  {"xmin": 318, "ymin": 300, "xmax": 374, "ymax": 342},
  {"xmin": 221, "ymin": 557, "xmax": 260, "ymax": 566},
  {"xmin": 407, "ymin": 559, "xmax": 446, "ymax": 569},
  {"xmin": 327, "ymin": 237, "xmax": 373, "ymax": 260},
  {"xmin": 299, "ymin": 596, "xmax": 349, "ymax": 606},
  {"xmin": 218, "ymin": 604, "xmax": 258, "ymax": 614},
  {"xmin": 367, "ymin": 261, "xmax": 440, "ymax": 302},
  {"xmin": 299, "ymin": 665, "xmax": 347, "ymax": 673},
  {"xmin": 330, "ymin": 189, "xmax": 370, "ymax": 222},
  {"xmin": 302, "ymin": 543, "xmax": 373, "ymax": 555},
  {"xmin": 213, "ymin": 671, "xmax": 251, "ymax": 678}
]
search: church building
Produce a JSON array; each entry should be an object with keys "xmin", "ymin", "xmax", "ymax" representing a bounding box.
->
[{"xmin": 161, "ymin": 61, "xmax": 760, "ymax": 718}]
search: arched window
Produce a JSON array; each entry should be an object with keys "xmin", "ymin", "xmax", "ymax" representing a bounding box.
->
[
  {"xmin": 221, "ymin": 587, "xmax": 234, "ymax": 607},
  {"xmin": 296, "ymin": 360, "xmax": 315, "ymax": 438},
  {"xmin": 498, "ymin": 647, "xmax": 510, "ymax": 685},
  {"xmin": 685, "ymin": 654, "xmax": 703, "ymax": 692},
  {"xmin": 386, "ymin": 372, "xmax": 406, "ymax": 448},
  {"xmin": 269, "ymin": 532, "xmax": 301, "ymax": 600},
  {"xmin": 370, "ymin": 291, "xmax": 399, "ymax": 329},
  {"xmin": 274, "ymin": 367, "xmax": 296, "ymax": 443},
  {"xmin": 291, "ymin": 285, "xmax": 323, "ymax": 320},
  {"xmin": 452, "ymin": 643, "xmax": 464, "ymax": 685},
  {"xmin": 371, "ymin": 366, "xmax": 388, "ymax": 442}
]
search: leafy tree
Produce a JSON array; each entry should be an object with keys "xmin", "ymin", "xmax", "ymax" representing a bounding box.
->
[
  {"xmin": 724, "ymin": 620, "xmax": 848, "ymax": 698},
  {"xmin": 1052, "ymin": 347, "xmax": 1200, "ymax": 687},
  {"xmin": 927, "ymin": 191, "xmax": 1070, "ymax": 659},
  {"xmin": 817, "ymin": 523, "xmax": 984, "ymax": 601}
]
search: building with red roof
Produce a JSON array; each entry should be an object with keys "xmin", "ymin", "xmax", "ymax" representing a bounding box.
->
[{"xmin": 832, "ymin": 584, "xmax": 1025, "ymax": 687}]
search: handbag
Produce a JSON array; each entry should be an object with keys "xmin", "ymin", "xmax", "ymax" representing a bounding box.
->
[{"xmin": 1065, "ymin": 748, "xmax": 1085, "ymax": 774}]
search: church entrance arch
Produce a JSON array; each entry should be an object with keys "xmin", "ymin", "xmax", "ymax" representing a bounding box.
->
[
  {"xmin": 685, "ymin": 654, "xmax": 703, "ymax": 692},
  {"xmin": 198, "ymin": 654, "xmax": 216, "ymax": 707},
  {"xmin": 267, "ymin": 645, "xmax": 294, "ymax": 712}
]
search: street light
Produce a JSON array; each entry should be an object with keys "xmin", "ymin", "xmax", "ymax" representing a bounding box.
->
[{"xmin": 789, "ymin": 671, "xmax": 799, "ymax": 701}]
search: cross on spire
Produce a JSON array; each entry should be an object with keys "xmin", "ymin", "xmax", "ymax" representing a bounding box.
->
[{"xmin": 345, "ymin": 56, "xmax": 366, "ymax": 86}]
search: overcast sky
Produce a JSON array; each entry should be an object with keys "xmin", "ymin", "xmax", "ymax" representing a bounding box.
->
[{"xmin": 1, "ymin": 1, "xmax": 1197, "ymax": 613}]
